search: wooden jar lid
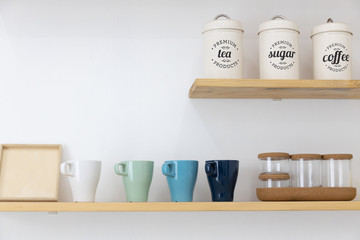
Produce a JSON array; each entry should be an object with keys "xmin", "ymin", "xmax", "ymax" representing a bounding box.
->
[
  {"xmin": 258, "ymin": 152, "xmax": 289, "ymax": 160},
  {"xmin": 290, "ymin": 154, "xmax": 322, "ymax": 160},
  {"xmin": 322, "ymin": 154, "xmax": 353, "ymax": 160},
  {"xmin": 258, "ymin": 173, "xmax": 290, "ymax": 180}
]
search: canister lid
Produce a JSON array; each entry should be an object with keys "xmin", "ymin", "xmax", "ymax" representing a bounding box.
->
[
  {"xmin": 202, "ymin": 14, "xmax": 244, "ymax": 34},
  {"xmin": 258, "ymin": 173, "xmax": 290, "ymax": 180},
  {"xmin": 258, "ymin": 15, "xmax": 299, "ymax": 34},
  {"xmin": 290, "ymin": 154, "xmax": 322, "ymax": 160},
  {"xmin": 311, "ymin": 18, "xmax": 352, "ymax": 38},
  {"xmin": 258, "ymin": 152, "xmax": 289, "ymax": 160},
  {"xmin": 322, "ymin": 154, "xmax": 353, "ymax": 160}
]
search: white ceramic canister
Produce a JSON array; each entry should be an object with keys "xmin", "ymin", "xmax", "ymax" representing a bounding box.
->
[
  {"xmin": 202, "ymin": 14, "xmax": 244, "ymax": 79},
  {"xmin": 258, "ymin": 16, "xmax": 300, "ymax": 79},
  {"xmin": 311, "ymin": 18, "xmax": 352, "ymax": 80}
]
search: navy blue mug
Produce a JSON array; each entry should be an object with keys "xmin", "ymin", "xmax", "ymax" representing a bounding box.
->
[{"xmin": 205, "ymin": 160, "xmax": 239, "ymax": 202}]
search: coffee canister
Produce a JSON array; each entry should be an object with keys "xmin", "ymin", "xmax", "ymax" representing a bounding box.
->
[
  {"xmin": 202, "ymin": 14, "xmax": 243, "ymax": 79},
  {"xmin": 311, "ymin": 18, "xmax": 352, "ymax": 80},
  {"xmin": 258, "ymin": 15, "xmax": 299, "ymax": 79}
]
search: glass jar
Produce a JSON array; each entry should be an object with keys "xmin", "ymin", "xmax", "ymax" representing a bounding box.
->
[
  {"xmin": 258, "ymin": 152, "xmax": 289, "ymax": 174},
  {"xmin": 258, "ymin": 173, "xmax": 290, "ymax": 188},
  {"xmin": 290, "ymin": 154, "xmax": 322, "ymax": 187},
  {"xmin": 322, "ymin": 154, "xmax": 352, "ymax": 187}
]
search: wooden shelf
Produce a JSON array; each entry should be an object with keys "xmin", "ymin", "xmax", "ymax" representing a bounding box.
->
[
  {"xmin": 1, "ymin": 202, "xmax": 360, "ymax": 212},
  {"xmin": 189, "ymin": 79, "xmax": 360, "ymax": 99}
]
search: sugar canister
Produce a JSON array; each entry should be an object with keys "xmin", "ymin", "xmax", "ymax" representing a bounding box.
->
[
  {"xmin": 258, "ymin": 15, "xmax": 300, "ymax": 79},
  {"xmin": 311, "ymin": 19, "xmax": 352, "ymax": 80},
  {"xmin": 322, "ymin": 154, "xmax": 353, "ymax": 187},
  {"xmin": 202, "ymin": 14, "xmax": 244, "ymax": 79}
]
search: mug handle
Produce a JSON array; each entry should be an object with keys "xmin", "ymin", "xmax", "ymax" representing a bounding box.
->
[
  {"xmin": 60, "ymin": 162, "xmax": 75, "ymax": 177},
  {"xmin": 114, "ymin": 163, "xmax": 128, "ymax": 176},
  {"xmin": 205, "ymin": 162, "xmax": 217, "ymax": 177},
  {"xmin": 162, "ymin": 162, "xmax": 175, "ymax": 178}
]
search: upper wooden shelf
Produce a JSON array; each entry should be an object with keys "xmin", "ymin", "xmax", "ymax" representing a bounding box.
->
[
  {"xmin": 1, "ymin": 202, "xmax": 360, "ymax": 212},
  {"xmin": 189, "ymin": 79, "xmax": 360, "ymax": 99}
]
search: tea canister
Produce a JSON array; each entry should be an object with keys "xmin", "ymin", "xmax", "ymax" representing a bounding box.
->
[
  {"xmin": 258, "ymin": 152, "xmax": 290, "ymax": 174},
  {"xmin": 311, "ymin": 18, "xmax": 352, "ymax": 80},
  {"xmin": 290, "ymin": 154, "xmax": 322, "ymax": 188},
  {"xmin": 202, "ymin": 14, "xmax": 244, "ymax": 79},
  {"xmin": 258, "ymin": 173, "xmax": 290, "ymax": 188},
  {"xmin": 258, "ymin": 15, "xmax": 300, "ymax": 79},
  {"xmin": 322, "ymin": 154, "xmax": 353, "ymax": 187}
]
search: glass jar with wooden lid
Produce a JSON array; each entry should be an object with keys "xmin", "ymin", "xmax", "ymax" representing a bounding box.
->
[
  {"xmin": 258, "ymin": 152, "xmax": 289, "ymax": 174},
  {"xmin": 290, "ymin": 154, "xmax": 322, "ymax": 187},
  {"xmin": 322, "ymin": 154, "xmax": 353, "ymax": 187},
  {"xmin": 258, "ymin": 173, "xmax": 290, "ymax": 188}
]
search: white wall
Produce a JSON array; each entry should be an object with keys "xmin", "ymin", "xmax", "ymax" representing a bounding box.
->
[{"xmin": 0, "ymin": 0, "xmax": 360, "ymax": 239}]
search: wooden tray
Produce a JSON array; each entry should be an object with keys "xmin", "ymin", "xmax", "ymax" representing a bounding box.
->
[
  {"xmin": 0, "ymin": 144, "xmax": 62, "ymax": 201},
  {"xmin": 257, "ymin": 187, "xmax": 357, "ymax": 201}
]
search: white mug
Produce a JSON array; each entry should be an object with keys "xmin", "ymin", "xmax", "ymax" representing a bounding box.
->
[{"xmin": 60, "ymin": 160, "xmax": 101, "ymax": 202}]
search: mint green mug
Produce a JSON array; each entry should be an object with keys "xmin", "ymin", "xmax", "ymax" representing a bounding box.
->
[{"xmin": 114, "ymin": 161, "xmax": 154, "ymax": 202}]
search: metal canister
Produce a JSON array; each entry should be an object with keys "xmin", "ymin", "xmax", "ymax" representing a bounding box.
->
[
  {"xmin": 258, "ymin": 15, "xmax": 299, "ymax": 79},
  {"xmin": 311, "ymin": 18, "xmax": 352, "ymax": 80},
  {"xmin": 202, "ymin": 14, "xmax": 243, "ymax": 79}
]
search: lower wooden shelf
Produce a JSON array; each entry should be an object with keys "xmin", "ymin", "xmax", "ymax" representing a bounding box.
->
[{"xmin": 1, "ymin": 202, "xmax": 360, "ymax": 212}]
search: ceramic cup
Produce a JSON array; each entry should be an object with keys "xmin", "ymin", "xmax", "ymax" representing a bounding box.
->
[
  {"xmin": 60, "ymin": 160, "xmax": 101, "ymax": 202},
  {"xmin": 205, "ymin": 160, "xmax": 239, "ymax": 202},
  {"xmin": 162, "ymin": 160, "xmax": 198, "ymax": 202},
  {"xmin": 114, "ymin": 161, "xmax": 154, "ymax": 202}
]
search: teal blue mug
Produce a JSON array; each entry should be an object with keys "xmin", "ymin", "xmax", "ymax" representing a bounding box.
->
[{"xmin": 162, "ymin": 160, "xmax": 198, "ymax": 202}]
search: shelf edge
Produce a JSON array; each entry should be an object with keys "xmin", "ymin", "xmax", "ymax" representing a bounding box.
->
[{"xmin": 1, "ymin": 202, "xmax": 360, "ymax": 212}]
